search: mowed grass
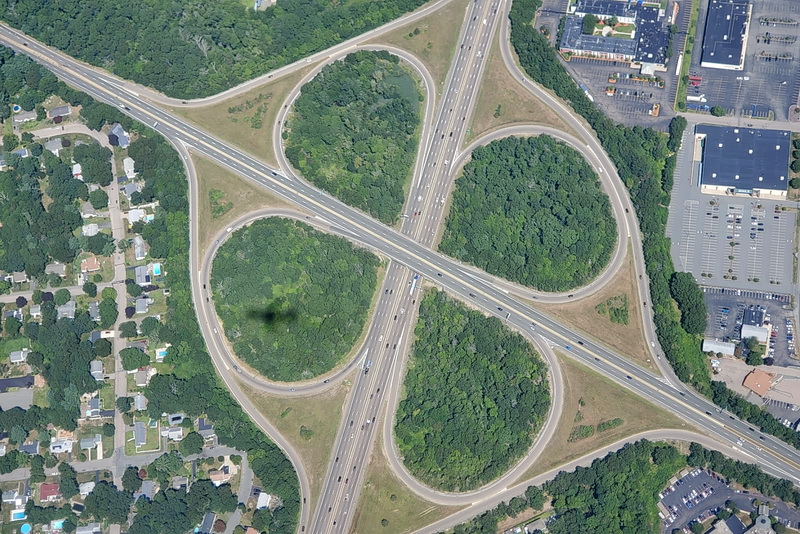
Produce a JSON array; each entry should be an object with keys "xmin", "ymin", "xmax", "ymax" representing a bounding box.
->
[
  {"xmin": 515, "ymin": 352, "xmax": 689, "ymax": 483},
  {"xmin": 534, "ymin": 243, "xmax": 655, "ymax": 371},
  {"xmin": 370, "ymin": 0, "xmax": 470, "ymax": 89},
  {"xmin": 241, "ymin": 378, "xmax": 352, "ymax": 506},
  {"xmin": 349, "ymin": 434, "xmax": 463, "ymax": 534},
  {"xmin": 466, "ymin": 30, "xmax": 574, "ymax": 144},
  {"xmin": 193, "ymin": 154, "xmax": 296, "ymax": 257},
  {"xmin": 169, "ymin": 66, "xmax": 313, "ymax": 168}
]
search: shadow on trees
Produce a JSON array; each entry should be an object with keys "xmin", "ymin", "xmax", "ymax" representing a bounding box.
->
[{"xmin": 246, "ymin": 299, "xmax": 299, "ymax": 328}]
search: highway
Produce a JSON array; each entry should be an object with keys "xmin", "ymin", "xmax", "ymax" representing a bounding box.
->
[{"xmin": 2, "ymin": 4, "xmax": 800, "ymax": 534}]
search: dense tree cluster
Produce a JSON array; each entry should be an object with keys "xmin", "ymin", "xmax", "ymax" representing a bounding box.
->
[
  {"xmin": 440, "ymin": 135, "xmax": 616, "ymax": 291},
  {"xmin": 509, "ymin": 2, "xmax": 711, "ymax": 391},
  {"xmin": 83, "ymin": 481, "xmax": 132, "ymax": 524},
  {"xmin": 395, "ymin": 290, "xmax": 550, "ymax": 491},
  {"xmin": 669, "ymin": 272, "xmax": 707, "ymax": 334},
  {"xmin": 285, "ymin": 51, "xmax": 421, "ymax": 223},
  {"xmin": 211, "ymin": 217, "xmax": 380, "ymax": 381},
  {"xmin": 0, "ymin": 0, "xmax": 426, "ymax": 98}
]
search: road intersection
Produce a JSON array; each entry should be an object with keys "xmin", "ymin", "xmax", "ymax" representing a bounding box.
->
[{"xmin": 2, "ymin": 0, "xmax": 800, "ymax": 531}]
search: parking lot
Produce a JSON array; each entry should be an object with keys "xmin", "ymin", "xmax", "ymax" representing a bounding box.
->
[
  {"xmin": 659, "ymin": 467, "xmax": 800, "ymax": 532},
  {"xmin": 703, "ymin": 287, "xmax": 796, "ymax": 365},
  {"xmin": 684, "ymin": 0, "xmax": 800, "ymax": 119}
]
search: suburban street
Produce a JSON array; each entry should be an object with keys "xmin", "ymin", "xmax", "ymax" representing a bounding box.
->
[{"xmin": 1, "ymin": 0, "xmax": 800, "ymax": 532}]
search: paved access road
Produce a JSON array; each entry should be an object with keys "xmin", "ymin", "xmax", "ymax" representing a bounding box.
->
[{"xmin": 4, "ymin": 6, "xmax": 800, "ymax": 534}]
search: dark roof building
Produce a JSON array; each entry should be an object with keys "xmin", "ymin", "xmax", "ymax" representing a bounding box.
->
[
  {"xmin": 572, "ymin": 0, "xmax": 638, "ymax": 22},
  {"xmin": 559, "ymin": 16, "xmax": 639, "ymax": 61},
  {"xmin": 743, "ymin": 306, "xmax": 765, "ymax": 327},
  {"xmin": 634, "ymin": 5, "xmax": 670, "ymax": 64},
  {"xmin": 695, "ymin": 125, "xmax": 789, "ymax": 198},
  {"xmin": 700, "ymin": 0, "xmax": 751, "ymax": 70}
]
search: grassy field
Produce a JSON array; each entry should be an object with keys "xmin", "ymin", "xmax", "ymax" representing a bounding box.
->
[
  {"xmin": 466, "ymin": 30, "xmax": 573, "ymax": 144},
  {"xmin": 515, "ymin": 352, "xmax": 689, "ymax": 483},
  {"xmin": 193, "ymin": 154, "xmax": 295, "ymax": 257},
  {"xmin": 349, "ymin": 433, "xmax": 463, "ymax": 534},
  {"xmin": 169, "ymin": 66, "xmax": 313, "ymax": 168},
  {"xmin": 534, "ymin": 243, "xmax": 655, "ymax": 371},
  {"xmin": 370, "ymin": 0, "xmax": 470, "ymax": 89},
  {"xmin": 241, "ymin": 379, "xmax": 351, "ymax": 505}
]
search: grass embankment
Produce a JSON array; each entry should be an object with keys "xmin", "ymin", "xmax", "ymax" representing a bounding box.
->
[
  {"xmin": 466, "ymin": 30, "xmax": 573, "ymax": 143},
  {"xmin": 371, "ymin": 0, "xmax": 471, "ymax": 88},
  {"xmin": 241, "ymin": 379, "xmax": 351, "ymax": 505},
  {"xmin": 211, "ymin": 218, "xmax": 380, "ymax": 381},
  {"xmin": 515, "ymin": 352, "xmax": 690, "ymax": 483},
  {"xmin": 170, "ymin": 68, "xmax": 312, "ymax": 168}
]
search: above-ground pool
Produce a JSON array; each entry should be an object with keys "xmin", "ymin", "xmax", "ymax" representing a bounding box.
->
[
  {"xmin": 20, "ymin": 523, "xmax": 31, "ymax": 534},
  {"xmin": 12, "ymin": 104, "xmax": 20, "ymax": 112},
  {"xmin": 153, "ymin": 262, "xmax": 162, "ymax": 276}
]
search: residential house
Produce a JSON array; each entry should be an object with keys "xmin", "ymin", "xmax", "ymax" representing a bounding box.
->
[
  {"xmin": 90, "ymin": 360, "xmax": 104, "ymax": 381},
  {"xmin": 256, "ymin": 492, "xmax": 272, "ymax": 509},
  {"xmin": 88, "ymin": 301, "xmax": 100, "ymax": 322},
  {"xmin": 82, "ymin": 224, "xmax": 100, "ymax": 237},
  {"xmin": 123, "ymin": 183, "xmax": 142, "ymax": 200},
  {"xmin": 13, "ymin": 148, "xmax": 30, "ymax": 159},
  {"xmin": 45, "ymin": 262, "xmax": 67, "ymax": 278},
  {"xmin": 78, "ymin": 481, "xmax": 96, "ymax": 496},
  {"xmin": 2, "ymin": 488, "xmax": 26, "ymax": 508},
  {"xmin": 171, "ymin": 476, "xmax": 189, "ymax": 490},
  {"xmin": 56, "ymin": 300, "xmax": 76, "ymax": 320},
  {"xmin": 81, "ymin": 202, "xmax": 98, "ymax": 219},
  {"xmin": 135, "ymin": 297, "xmax": 150, "ymax": 314},
  {"xmin": 84, "ymin": 396, "xmax": 102, "ymax": 418},
  {"xmin": 47, "ymin": 105, "xmax": 72, "ymax": 119},
  {"xmin": 79, "ymin": 434, "xmax": 102, "ymax": 452},
  {"xmin": 134, "ymin": 265, "xmax": 151, "ymax": 286},
  {"xmin": 29, "ymin": 305, "xmax": 41, "ymax": 319},
  {"xmin": 72, "ymin": 163, "xmax": 83, "ymax": 180},
  {"xmin": 134, "ymin": 369, "xmax": 150, "ymax": 387},
  {"xmin": 134, "ymin": 480, "xmax": 156, "ymax": 501},
  {"xmin": 19, "ymin": 441, "xmax": 39, "ymax": 455},
  {"xmin": 6, "ymin": 272, "xmax": 28, "ymax": 284},
  {"xmin": 2, "ymin": 488, "xmax": 18, "ymax": 503},
  {"xmin": 108, "ymin": 123, "xmax": 130, "ymax": 148},
  {"xmin": 133, "ymin": 393, "xmax": 148, "ymax": 411},
  {"xmin": 81, "ymin": 256, "xmax": 101, "ymax": 273},
  {"xmin": 44, "ymin": 138, "xmax": 63, "ymax": 156},
  {"xmin": 49, "ymin": 439, "xmax": 73, "ymax": 454},
  {"xmin": 197, "ymin": 418, "xmax": 215, "ymax": 439},
  {"xmin": 0, "ymin": 444, "xmax": 6, "ymax": 456},
  {"xmin": 123, "ymin": 157, "xmax": 137, "ymax": 180},
  {"xmin": 168, "ymin": 413, "xmax": 185, "ymax": 425},
  {"xmin": 134, "ymin": 422, "xmax": 147, "ymax": 447},
  {"xmin": 3, "ymin": 309, "xmax": 22, "ymax": 322},
  {"xmin": 160, "ymin": 427, "xmax": 183, "ymax": 441},
  {"xmin": 209, "ymin": 465, "xmax": 231, "ymax": 487},
  {"xmin": 9, "ymin": 348, "xmax": 30, "ymax": 364},
  {"xmin": 133, "ymin": 236, "xmax": 147, "ymax": 261},
  {"xmin": 199, "ymin": 512, "xmax": 216, "ymax": 534},
  {"xmin": 75, "ymin": 523, "xmax": 101, "ymax": 534},
  {"xmin": 39, "ymin": 482, "xmax": 61, "ymax": 502},
  {"xmin": 12, "ymin": 110, "xmax": 36, "ymax": 124}
]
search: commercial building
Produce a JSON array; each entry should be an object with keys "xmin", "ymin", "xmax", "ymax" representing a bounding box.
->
[
  {"xmin": 559, "ymin": 16, "xmax": 639, "ymax": 61},
  {"xmin": 694, "ymin": 125, "xmax": 790, "ymax": 199},
  {"xmin": 571, "ymin": 0, "xmax": 638, "ymax": 24},
  {"xmin": 700, "ymin": 0, "xmax": 751, "ymax": 70},
  {"xmin": 702, "ymin": 339, "xmax": 736, "ymax": 356},
  {"xmin": 742, "ymin": 324, "xmax": 770, "ymax": 343},
  {"xmin": 742, "ymin": 368, "xmax": 775, "ymax": 397}
]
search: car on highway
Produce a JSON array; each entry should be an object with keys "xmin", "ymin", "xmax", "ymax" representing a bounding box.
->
[{"xmin": 565, "ymin": 345, "xmax": 572, "ymax": 350}]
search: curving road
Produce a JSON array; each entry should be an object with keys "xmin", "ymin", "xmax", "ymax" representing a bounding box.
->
[{"xmin": 3, "ymin": 4, "xmax": 800, "ymax": 533}]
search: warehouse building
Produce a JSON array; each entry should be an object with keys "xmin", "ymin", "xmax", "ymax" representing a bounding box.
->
[
  {"xmin": 694, "ymin": 125, "xmax": 790, "ymax": 199},
  {"xmin": 559, "ymin": 16, "xmax": 639, "ymax": 61},
  {"xmin": 700, "ymin": 0, "xmax": 751, "ymax": 70}
]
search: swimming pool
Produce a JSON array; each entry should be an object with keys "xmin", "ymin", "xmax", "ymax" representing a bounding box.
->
[
  {"xmin": 51, "ymin": 519, "xmax": 65, "ymax": 529},
  {"xmin": 153, "ymin": 262, "xmax": 162, "ymax": 276},
  {"xmin": 20, "ymin": 524, "xmax": 31, "ymax": 534},
  {"xmin": 12, "ymin": 104, "xmax": 21, "ymax": 112},
  {"xmin": 11, "ymin": 511, "xmax": 26, "ymax": 520}
]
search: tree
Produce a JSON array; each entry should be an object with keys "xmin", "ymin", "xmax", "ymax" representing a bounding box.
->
[
  {"xmin": 88, "ymin": 189, "xmax": 109, "ymax": 210},
  {"xmin": 54, "ymin": 288, "xmax": 71, "ymax": 306},
  {"xmin": 82, "ymin": 281, "xmax": 98, "ymax": 298},
  {"xmin": 116, "ymin": 396, "xmax": 132, "ymax": 413},
  {"xmin": 101, "ymin": 287, "xmax": 117, "ymax": 301},
  {"xmin": 122, "ymin": 466, "xmax": 142, "ymax": 493},
  {"xmin": 790, "ymin": 177, "xmax": 800, "ymax": 189},
  {"xmin": 140, "ymin": 316, "xmax": 161, "ymax": 338},
  {"xmin": 58, "ymin": 461, "xmax": 80, "ymax": 500},
  {"xmin": 608, "ymin": 15, "xmax": 619, "ymax": 26},
  {"xmin": 102, "ymin": 423, "xmax": 116, "ymax": 437},
  {"xmin": 710, "ymin": 106, "xmax": 726, "ymax": 117},
  {"xmin": 127, "ymin": 282, "xmax": 143, "ymax": 298},
  {"xmin": 125, "ymin": 306, "xmax": 135, "ymax": 319},
  {"xmin": 93, "ymin": 338, "xmax": 113, "ymax": 357},
  {"xmin": 690, "ymin": 521, "xmax": 704, "ymax": 534},
  {"xmin": 582, "ymin": 14, "xmax": 598, "ymax": 34},
  {"xmin": 30, "ymin": 454, "xmax": 46, "ymax": 483},
  {"xmin": 32, "ymin": 289, "xmax": 43, "ymax": 304},
  {"xmin": 669, "ymin": 272, "xmax": 707, "ymax": 335},
  {"xmin": 213, "ymin": 519, "xmax": 226, "ymax": 533},
  {"xmin": 83, "ymin": 481, "xmax": 132, "ymax": 524},
  {"xmin": 15, "ymin": 296, "xmax": 27, "ymax": 308},
  {"xmin": 4, "ymin": 316, "xmax": 21, "ymax": 337},
  {"xmin": 119, "ymin": 321, "xmax": 138, "ymax": 338},
  {"xmin": 179, "ymin": 432, "xmax": 204, "ymax": 456},
  {"xmin": 99, "ymin": 299, "xmax": 118, "ymax": 329},
  {"xmin": 120, "ymin": 347, "xmax": 149, "ymax": 370},
  {"xmin": 791, "ymin": 159, "xmax": 800, "ymax": 173}
]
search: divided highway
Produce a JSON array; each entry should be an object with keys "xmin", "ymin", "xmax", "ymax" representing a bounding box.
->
[{"xmin": 2, "ymin": 5, "xmax": 800, "ymax": 534}]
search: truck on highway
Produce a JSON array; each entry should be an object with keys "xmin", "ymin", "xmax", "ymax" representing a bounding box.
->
[{"xmin": 364, "ymin": 360, "xmax": 372, "ymax": 375}]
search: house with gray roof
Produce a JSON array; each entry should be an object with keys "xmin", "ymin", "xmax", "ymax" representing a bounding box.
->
[
  {"xmin": 81, "ymin": 202, "xmax": 98, "ymax": 219},
  {"xmin": 12, "ymin": 148, "xmax": 29, "ymax": 159},
  {"xmin": 133, "ymin": 393, "xmax": 147, "ymax": 411},
  {"xmin": 57, "ymin": 300, "xmax": 76, "ymax": 320},
  {"xmin": 44, "ymin": 138, "xmax": 64, "ymax": 156},
  {"xmin": 108, "ymin": 123, "xmax": 130, "ymax": 148},
  {"xmin": 134, "ymin": 265, "xmax": 151, "ymax": 286},
  {"xmin": 134, "ymin": 422, "xmax": 147, "ymax": 447},
  {"xmin": 47, "ymin": 105, "xmax": 72, "ymax": 119},
  {"xmin": 12, "ymin": 110, "xmax": 36, "ymax": 124},
  {"xmin": 75, "ymin": 524, "xmax": 101, "ymax": 534},
  {"xmin": 135, "ymin": 298, "xmax": 150, "ymax": 314},
  {"xmin": 90, "ymin": 360, "xmax": 104, "ymax": 381},
  {"xmin": 9, "ymin": 348, "xmax": 29, "ymax": 364},
  {"xmin": 79, "ymin": 434, "xmax": 102, "ymax": 450},
  {"xmin": 88, "ymin": 301, "xmax": 100, "ymax": 322},
  {"xmin": 134, "ymin": 235, "xmax": 147, "ymax": 261},
  {"xmin": 19, "ymin": 440, "xmax": 39, "ymax": 455},
  {"xmin": 45, "ymin": 262, "xmax": 66, "ymax": 278}
]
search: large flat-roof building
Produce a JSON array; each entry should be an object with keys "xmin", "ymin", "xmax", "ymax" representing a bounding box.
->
[
  {"xmin": 571, "ymin": 0, "xmax": 638, "ymax": 24},
  {"xmin": 700, "ymin": 0, "xmax": 751, "ymax": 70},
  {"xmin": 694, "ymin": 125, "xmax": 789, "ymax": 199},
  {"xmin": 559, "ymin": 16, "xmax": 639, "ymax": 61},
  {"xmin": 634, "ymin": 5, "xmax": 671, "ymax": 66}
]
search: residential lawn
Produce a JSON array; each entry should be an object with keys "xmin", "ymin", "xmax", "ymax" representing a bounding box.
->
[
  {"xmin": 369, "ymin": 0, "xmax": 470, "ymax": 89},
  {"xmin": 33, "ymin": 384, "xmax": 50, "ymax": 408},
  {"xmin": 193, "ymin": 154, "xmax": 295, "ymax": 258},
  {"xmin": 75, "ymin": 250, "xmax": 114, "ymax": 284},
  {"xmin": 534, "ymin": 243, "xmax": 655, "ymax": 371},
  {"xmin": 98, "ymin": 383, "xmax": 115, "ymax": 409},
  {"xmin": 124, "ymin": 417, "xmax": 161, "ymax": 455},
  {"xmin": 0, "ymin": 338, "xmax": 29, "ymax": 355},
  {"xmin": 349, "ymin": 433, "xmax": 463, "ymax": 533},
  {"xmin": 168, "ymin": 67, "xmax": 313, "ymax": 168},
  {"xmin": 466, "ymin": 29, "xmax": 574, "ymax": 144},
  {"xmin": 241, "ymin": 377, "xmax": 351, "ymax": 505},
  {"xmin": 514, "ymin": 352, "xmax": 689, "ymax": 484}
]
